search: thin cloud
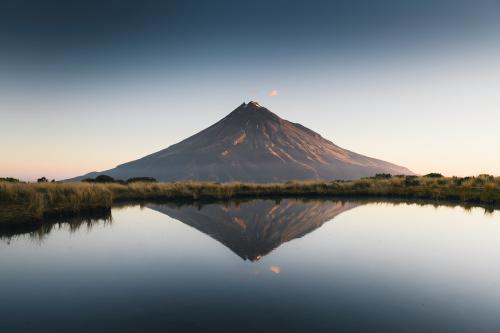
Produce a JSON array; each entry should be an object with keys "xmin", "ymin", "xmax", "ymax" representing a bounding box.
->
[{"xmin": 268, "ymin": 89, "xmax": 278, "ymax": 97}]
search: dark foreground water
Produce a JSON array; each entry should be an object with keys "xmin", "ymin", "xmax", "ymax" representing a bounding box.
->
[{"xmin": 1, "ymin": 199, "xmax": 499, "ymax": 333}]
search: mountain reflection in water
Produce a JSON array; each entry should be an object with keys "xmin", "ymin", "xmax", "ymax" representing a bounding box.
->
[
  {"xmin": 0, "ymin": 199, "xmax": 358, "ymax": 256},
  {"xmin": 148, "ymin": 199, "xmax": 358, "ymax": 261},
  {"xmin": 2, "ymin": 199, "xmax": 495, "ymax": 251}
]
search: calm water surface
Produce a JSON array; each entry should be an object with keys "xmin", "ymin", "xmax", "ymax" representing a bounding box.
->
[{"xmin": 1, "ymin": 199, "xmax": 499, "ymax": 332}]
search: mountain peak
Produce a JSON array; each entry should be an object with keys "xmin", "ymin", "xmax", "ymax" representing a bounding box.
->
[
  {"xmin": 236, "ymin": 101, "xmax": 264, "ymax": 110},
  {"xmin": 71, "ymin": 102, "xmax": 414, "ymax": 182},
  {"xmin": 247, "ymin": 101, "xmax": 262, "ymax": 108},
  {"xmin": 229, "ymin": 101, "xmax": 280, "ymax": 123}
]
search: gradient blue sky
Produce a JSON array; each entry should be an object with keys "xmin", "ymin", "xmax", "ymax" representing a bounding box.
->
[{"xmin": 1, "ymin": 0, "xmax": 499, "ymax": 180}]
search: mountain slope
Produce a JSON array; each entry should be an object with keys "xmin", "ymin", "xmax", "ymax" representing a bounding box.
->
[{"xmin": 71, "ymin": 101, "xmax": 413, "ymax": 182}]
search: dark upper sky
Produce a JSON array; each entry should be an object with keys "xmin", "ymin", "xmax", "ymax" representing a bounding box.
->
[
  {"xmin": 1, "ymin": 0, "xmax": 499, "ymax": 75},
  {"xmin": 2, "ymin": 1, "xmax": 500, "ymax": 180}
]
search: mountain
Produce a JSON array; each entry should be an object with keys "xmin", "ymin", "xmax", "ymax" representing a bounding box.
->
[
  {"xmin": 148, "ymin": 199, "xmax": 359, "ymax": 261},
  {"xmin": 71, "ymin": 101, "xmax": 413, "ymax": 182}
]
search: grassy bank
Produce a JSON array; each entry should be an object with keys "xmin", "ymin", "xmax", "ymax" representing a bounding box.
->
[
  {"xmin": 0, "ymin": 182, "xmax": 112, "ymax": 224},
  {"xmin": 1, "ymin": 175, "xmax": 499, "ymax": 224}
]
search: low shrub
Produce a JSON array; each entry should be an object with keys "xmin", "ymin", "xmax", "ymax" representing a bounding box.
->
[
  {"xmin": 404, "ymin": 176, "xmax": 420, "ymax": 186},
  {"xmin": 373, "ymin": 173, "xmax": 392, "ymax": 179},
  {"xmin": 127, "ymin": 177, "xmax": 157, "ymax": 183},
  {"xmin": 424, "ymin": 173, "xmax": 444, "ymax": 178},
  {"xmin": 83, "ymin": 175, "xmax": 124, "ymax": 184}
]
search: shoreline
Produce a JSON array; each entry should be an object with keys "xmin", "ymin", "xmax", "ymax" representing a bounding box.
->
[
  {"xmin": 1, "ymin": 175, "xmax": 499, "ymax": 225},
  {"xmin": 1, "ymin": 196, "xmax": 497, "ymax": 240}
]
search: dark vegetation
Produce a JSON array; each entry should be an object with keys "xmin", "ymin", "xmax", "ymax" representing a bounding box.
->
[
  {"xmin": 126, "ymin": 177, "xmax": 158, "ymax": 183},
  {"xmin": 424, "ymin": 173, "xmax": 444, "ymax": 178},
  {"xmin": 82, "ymin": 175, "xmax": 117, "ymax": 183},
  {"xmin": 37, "ymin": 177, "xmax": 56, "ymax": 183},
  {"xmin": 0, "ymin": 174, "xmax": 498, "ymax": 225},
  {"xmin": 83, "ymin": 175, "xmax": 158, "ymax": 184},
  {"xmin": 373, "ymin": 173, "xmax": 392, "ymax": 179}
]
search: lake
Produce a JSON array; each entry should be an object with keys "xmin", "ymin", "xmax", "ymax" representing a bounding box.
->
[{"xmin": 1, "ymin": 199, "xmax": 499, "ymax": 332}]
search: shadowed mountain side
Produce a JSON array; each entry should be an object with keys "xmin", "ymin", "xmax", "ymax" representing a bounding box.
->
[
  {"xmin": 148, "ymin": 199, "xmax": 360, "ymax": 261},
  {"xmin": 70, "ymin": 102, "xmax": 413, "ymax": 182}
]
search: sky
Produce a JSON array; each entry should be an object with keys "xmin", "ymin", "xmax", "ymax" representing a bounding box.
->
[{"xmin": 1, "ymin": 0, "xmax": 500, "ymax": 180}]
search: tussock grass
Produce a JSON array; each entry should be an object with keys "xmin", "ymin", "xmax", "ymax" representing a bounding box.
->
[
  {"xmin": 1, "ymin": 175, "xmax": 499, "ymax": 224},
  {"xmin": 104, "ymin": 175, "xmax": 500, "ymax": 204},
  {"xmin": 0, "ymin": 182, "xmax": 112, "ymax": 224}
]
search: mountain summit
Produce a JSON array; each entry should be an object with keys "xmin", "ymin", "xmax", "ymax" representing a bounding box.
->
[{"xmin": 72, "ymin": 102, "xmax": 413, "ymax": 182}]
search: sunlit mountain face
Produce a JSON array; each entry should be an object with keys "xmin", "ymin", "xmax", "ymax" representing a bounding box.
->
[
  {"xmin": 70, "ymin": 102, "xmax": 413, "ymax": 182},
  {"xmin": 149, "ymin": 199, "xmax": 359, "ymax": 261}
]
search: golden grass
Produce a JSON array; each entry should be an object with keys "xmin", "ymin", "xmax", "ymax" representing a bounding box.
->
[
  {"xmin": 1, "ymin": 175, "xmax": 499, "ymax": 224},
  {"xmin": 0, "ymin": 182, "xmax": 112, "ymax": 223}
]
